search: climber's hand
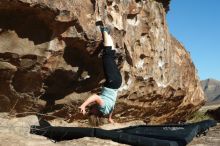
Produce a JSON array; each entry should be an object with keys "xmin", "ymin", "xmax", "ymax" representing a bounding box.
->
[{"xmin": 79, "ymin": 106, "xmax": 86, "ymax": 115}]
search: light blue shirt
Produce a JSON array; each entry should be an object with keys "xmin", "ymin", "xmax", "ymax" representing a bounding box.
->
[{"xmin": 99, "ymin": 87, "xmax": 118, "ymax": 115}]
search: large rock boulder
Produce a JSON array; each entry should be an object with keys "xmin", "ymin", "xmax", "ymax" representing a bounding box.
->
[
  {"xmin": 206, "ymin": 107, "xmax": 220, "ymax": 122},
  {"xmin": 0, "ymin": 0, "xmax": 204, "ymax": 124}
]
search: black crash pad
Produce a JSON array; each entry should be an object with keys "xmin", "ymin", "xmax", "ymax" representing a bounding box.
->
[
  {"xmin": 111, "ymin": 120, "xmax": 217, "ymax": 146},
  {"xmin": 30, "ymin": 119, "xmax": 217, "ymax": 146}
]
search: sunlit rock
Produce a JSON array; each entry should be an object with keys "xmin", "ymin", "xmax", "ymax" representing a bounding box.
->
[{"xmin": 0, "ymin": 0, "xmax": 204, "ymax": 124}]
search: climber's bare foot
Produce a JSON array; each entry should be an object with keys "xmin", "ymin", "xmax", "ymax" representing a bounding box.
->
[{"xmin": 108, "ymin": 118, "xmax": 115, "ymax": 124}]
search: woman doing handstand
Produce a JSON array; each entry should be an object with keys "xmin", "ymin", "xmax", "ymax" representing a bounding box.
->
[{"xmin": 79, "ymin": 27, "xmax": 122, "ymax": 124}]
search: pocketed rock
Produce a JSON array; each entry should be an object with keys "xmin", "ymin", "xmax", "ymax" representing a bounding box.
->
[{"xmin": 0, "ymin": 0, "xmax": 204, "ymax": 124}]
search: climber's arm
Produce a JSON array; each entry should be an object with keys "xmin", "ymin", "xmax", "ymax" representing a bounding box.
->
[{"xmin": 79, "ymin": 94, "xmax": 104, "ymax": 115}]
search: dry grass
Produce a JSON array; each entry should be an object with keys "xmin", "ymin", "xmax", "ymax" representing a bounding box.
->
[{"xmin": 188, "ymin": 111, "xmax": 212, "ymax": 123}]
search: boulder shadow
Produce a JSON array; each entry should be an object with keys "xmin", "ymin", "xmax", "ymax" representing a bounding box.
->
[{"xmin": 41, "ymin": 37, "xmax": 104, "ymax": 106}]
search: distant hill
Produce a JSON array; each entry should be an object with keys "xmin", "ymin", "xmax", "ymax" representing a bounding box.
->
[
  {"xmin": 214, "ymin": 94, "xmax": 220, "ymax": 102},
  {"xmin": 201, "ymin": 79, "xmax": 220, "ymax": 104}
]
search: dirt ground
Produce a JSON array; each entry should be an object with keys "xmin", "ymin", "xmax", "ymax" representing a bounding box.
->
[
  {"xmin": 188, "ymin": 104, "xmax": 220, "ymax": 146},
  {"xmin": 189, "ymin": 123, "xmax": 220, "ymax": 146}
]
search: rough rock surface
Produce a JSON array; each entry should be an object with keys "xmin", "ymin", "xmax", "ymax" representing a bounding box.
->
[
  {"xmin": 0, "ymin": 0, "xmax": 204, "ymax": 124},
  {"xmin": 206, "ymin": 107, "xmax": 220, "ymax": 122}
]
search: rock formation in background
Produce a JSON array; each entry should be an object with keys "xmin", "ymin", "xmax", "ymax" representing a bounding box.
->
[
  {"xmin": 0, "ymin": 0, "xmax": 204, "ymax": 124},
  {"xmin": 201, "ymin": 79, "xmax": 220, "ymax": 104},
  {"xmin": 206, "ymin": 107, "xmax": 220, "ymax": 122}
]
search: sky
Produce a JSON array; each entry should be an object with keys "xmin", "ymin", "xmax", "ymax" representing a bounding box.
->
[{"xmin": 167, "ymin": 0, "xmax": 220, "ymax": 81}]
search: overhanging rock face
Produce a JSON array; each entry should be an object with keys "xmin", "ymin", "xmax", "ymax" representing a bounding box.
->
[
  {"xmin": 0, "ymin": 0, "xmax": 205, "ymax": 124},
  {"xmin": 156, "ymin": 0, "xmax": 171, "ymax": 12}
]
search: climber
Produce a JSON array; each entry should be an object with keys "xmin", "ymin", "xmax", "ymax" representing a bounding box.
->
[{"xmin": 79, "ymin": 26, "xmax": 122, "ymax": 124}]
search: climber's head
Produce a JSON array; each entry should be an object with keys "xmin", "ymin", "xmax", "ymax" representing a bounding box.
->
[{"xmin": 88, "ymin": 104, "xmax": 104, "ymax": 126}]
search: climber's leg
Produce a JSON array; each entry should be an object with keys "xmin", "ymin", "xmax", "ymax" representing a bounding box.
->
[
  {"xmin": 103, "ymin": 30, "xmax": 114, "ymax": 48},
  {"xmin": 102, "ymin": 29, "xmax": 122, "ymax": 89}
]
